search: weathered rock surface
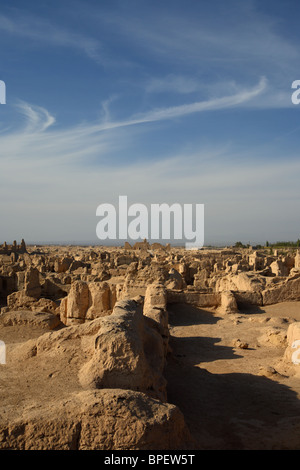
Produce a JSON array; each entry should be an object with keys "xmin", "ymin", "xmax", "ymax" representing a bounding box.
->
[
  {"xmin": 86, "ymin": 281, "xmax": 116, "ymax": 320},
  {"xmin": 60, "ymin": 280, "xmax": 116, "ymax": 325},
  {"xmin": 218, "ymin": 291, "xmax": 239, "ymax": 314},
  {"xmin": 262, "ymin": 277, "xmax": 300, "ymax": 305},
  {"xmin": 2, "ymin": 242, "xmax": 300, "ymax": 450},
  {"xmin": 284, "ymin": 322, "xmax": 300, "ymax": 371},
  {"xmin": 0, "ymin": 310, "xmax": 60, "ymax": 330},
  {"xmin": 143, "ymin": 283, "xmax": 169, "ymax": 354},
  {"xmin": 215, "ymin": 272, "xmax": 267, "ymax": 293},
  {"xmin": 0, "ymin": 389, "xmax": 190, "ymax": 450},
  {"xmin": 78, "ymin": 299, "xmax": 167, "ymax": 401}
]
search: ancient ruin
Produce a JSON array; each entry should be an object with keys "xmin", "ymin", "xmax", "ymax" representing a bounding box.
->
[{"xmin": 0, "ymin": 240, "xmax": 300, "ymax": 449}]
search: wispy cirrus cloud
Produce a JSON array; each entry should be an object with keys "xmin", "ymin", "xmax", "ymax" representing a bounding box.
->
[
  {"xmin": 145, "ymin": 75, "xmax": 201, "ymax": 94},
  {"xmin": 96, "ymin": 2, "xmax": 299, "ymax": 70},
  {"xmin": 0, "ymin": 73, "xmax": 295, "ymax": 244},
  {"xmin": 15, "ymin": 101, "xmax": 56, "ymax": 133},
  {"xmin": 0, "ymin": 102, "xmax": 299, "ymax": 244},
  {"xmin": 134, "ymin": 76, "xmax": 268, "ymax": 122},
  {"xmin": 0, "ymin": 12, "xmax": 103, "ymax": 63},
  {"xmin": 86, "ymin": 76, "xmax": 268, "ymax": 132},
  {"xmin": 0, "ymin": 76, "xmax": 268, "ymax": 170}
]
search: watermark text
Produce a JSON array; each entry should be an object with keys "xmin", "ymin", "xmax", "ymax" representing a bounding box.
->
[
  {"xmin": 0, "ymin": 340, "xmax": 6, "ymax": 364},
  {"xmin": 96, "ymin": 196, "xmax": 204, "ymax": 249},
  {"xmin": 292, "ymin": 340, "xmax": 300, "ymax": 365},
  {"xmin": 0, "ymin": 80, "xmax": 6, "ymax": 104}
]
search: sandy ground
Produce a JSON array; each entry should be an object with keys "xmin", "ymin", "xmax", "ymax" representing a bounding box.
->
[
  {"xmin": 0, "ymin": 300, "xmax": 300, "ymax": 450},
  {"xmin": 0, "ymin": 322, "xmax": 85, "ymax": 424},
  {"xmin": 165, "ymin": 301, "xmax": 300, "ymax": 449}
]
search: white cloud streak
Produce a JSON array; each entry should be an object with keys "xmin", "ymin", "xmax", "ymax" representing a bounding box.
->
[
  {"xmin": 0, "ymin": 74, "xmax": 298, "ymax": 244},
  {"xmin": 0, "ymin": 77, "xmax": 268, "ymax": 176},
  {"xmin": 98, "ymin": 3, "xmax": 299, "ymax": 71},
  {"xmin": 90, "ymin": 76, "xmax": 268, "ymax": 132},
  {"xmin": 0, "ymin": 12, "xmax": 103, "ymax": 63},
  {"xmin": 16, "ymin": 101, "xmax": 56, "ymax": 133}
]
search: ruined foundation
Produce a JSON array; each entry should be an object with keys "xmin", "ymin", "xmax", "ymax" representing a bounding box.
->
[{"xmin": 0, "ymin": 241, "xmax": 300, "ymax": 449}]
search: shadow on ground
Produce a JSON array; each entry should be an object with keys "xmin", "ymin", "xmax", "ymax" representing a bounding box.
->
[
  {"xmin": 165, "ymin": 303, "xmax": 300, "ymax": 450},
  {"xmin": 167, "ymin": 302, "xmax": 222, "ymax": 326}
]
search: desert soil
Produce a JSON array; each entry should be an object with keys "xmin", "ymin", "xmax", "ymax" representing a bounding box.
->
[
  {"xmin": 165, "ymin": 301, "xmax": 300, "ymax": 449},
  {"xmin": 1, "ymin": 300, "xmax": 300, "ymax": 450}
]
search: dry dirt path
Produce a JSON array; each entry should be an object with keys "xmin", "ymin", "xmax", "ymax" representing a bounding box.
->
[{"xmin": 165, "ymin": 301, "xmax": 300, "ymax": 449}]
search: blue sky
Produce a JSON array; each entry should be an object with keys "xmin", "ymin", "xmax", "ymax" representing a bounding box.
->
[{"xmin": 1, "ymin": 0, "xmax": 300, "ymax": 246}]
